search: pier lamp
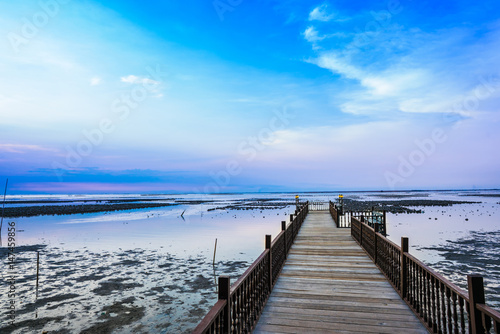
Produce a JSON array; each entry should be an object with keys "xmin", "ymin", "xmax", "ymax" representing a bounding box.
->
[{"xmin": 338, "ymin": 194, "xmax": 344, "ymax": 215}]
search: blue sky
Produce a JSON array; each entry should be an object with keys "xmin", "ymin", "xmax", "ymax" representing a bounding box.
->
[{"xmin": 1, "ymin": 0, "xmax": 499, "ymax": 194}]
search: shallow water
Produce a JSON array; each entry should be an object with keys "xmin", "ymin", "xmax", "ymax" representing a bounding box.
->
[{"xmin": 1, "ymin": 190, "xmax": 499, "ymax": 333}]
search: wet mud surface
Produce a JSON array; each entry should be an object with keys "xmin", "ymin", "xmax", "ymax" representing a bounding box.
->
[
  {"xmin": 419, "ymin": 230, "xmax": 500, "ymax": 308},
  {"xmin": 0, "ymin": 245, "xmax": 250, "ymax": 334}
]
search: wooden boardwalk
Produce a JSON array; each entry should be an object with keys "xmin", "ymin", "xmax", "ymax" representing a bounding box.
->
[{"xmin": 253, "ymin": 211, "xmax": 428, "ymax": 334}]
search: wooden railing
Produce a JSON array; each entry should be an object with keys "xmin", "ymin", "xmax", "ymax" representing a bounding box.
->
[
  {"xmin": 351, "ymin": 216, "xmax": 500, "ymax": 334},
  {"xmin": 329, "ymin": 201, "xmax": 387, "ymax": 235},
  {"xmin": 192, "ymin": 202, "xmax": 309, "ymax": 334},
  {"xmin": 309, "ymin": 201, "xmax": 328, "ymax": 211}
]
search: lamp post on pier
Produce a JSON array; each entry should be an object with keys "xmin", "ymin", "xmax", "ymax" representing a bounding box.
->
[{"xmin": 338, "ymin": 194, "xmax": 344, "ymax": 215}]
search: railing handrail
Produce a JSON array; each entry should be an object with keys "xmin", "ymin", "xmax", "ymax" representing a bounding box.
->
[
  {"xmin": 404, "ymin": 252, "xmax": 469, "ymax": 302},
  {"xmin": 230, "ymin": 248, "xmax": 269, "ymax": 294},
  {"xmin": 192, "ymin": 201, "xmax": 310, "ymax": 334},
  {"xmin": 477, "ymin": 303, "xmax": 500, "ymax": 323},
  {"xmin": 270, "ymin": 230, "xmax": 285, "ymax": 248},
  {"xmin": 350, "ymin": 214, "xmax": 500, "ymax": 334},
  {"xmin": 191, "ymin": 300, "xmax": 227, "ymax": 333}
]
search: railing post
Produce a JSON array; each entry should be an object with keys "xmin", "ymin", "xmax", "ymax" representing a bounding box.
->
[
  {"xmin": 266, "ymin": 235, "xmax": 272, "ymax": 291},
  {"xmin": 360, "ymin": 216, "xmax": 363, "ymax": 246},
  {"xmin": 383, "ymin": 210, "xmax": 387, "ymax": 236},
  {"xmin": 290, "ymin": 214, "xmax": 294, "ymax": 237},
  {"xmin": 281, "ymin": 221, "xmax": 287, "ymax": 259},
  {"xmin": 468, "ymin": 274, "xmax": 485, "ymax": 334},
  {"xmin": 401, "ymin": 237, "xmax": 409, "ymax": 298},
  {"xmin": 337, "ymin": 206, "xmax": 340, "ymax": 227},
  {"xmin": 218, "ymin": 276, "xmax": 231, "ymax": 334},
  {"xmin": 374, "ymin": 224, "xmax": 379, "ymax": 264}
]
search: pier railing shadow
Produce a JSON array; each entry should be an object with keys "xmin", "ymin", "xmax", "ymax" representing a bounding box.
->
[
  {"xmin": 192, "ymin": 202, "xmax": 309, "ymax": 334},
  {"xmin": 330, "ymin": 201, "xmax": 500, "ymax": 334}
]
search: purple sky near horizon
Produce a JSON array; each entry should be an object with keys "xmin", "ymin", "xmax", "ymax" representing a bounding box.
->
[{"xmin": 1, "ymin": 0, "xmax": 500, "ymax": 194}]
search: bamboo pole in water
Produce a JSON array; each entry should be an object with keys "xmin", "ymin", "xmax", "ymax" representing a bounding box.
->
[
  {"xmin": 36, "ymin": 251, "xmax": 40, "ymax": 296},
  {"xmin": 212, "ymin": 238, "xmax": 217, "ymax": 266}
]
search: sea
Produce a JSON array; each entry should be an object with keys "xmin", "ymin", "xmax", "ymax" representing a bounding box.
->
[{"xmin": 0, "ymin": 190, "xmax": 499, "ymax": 333}]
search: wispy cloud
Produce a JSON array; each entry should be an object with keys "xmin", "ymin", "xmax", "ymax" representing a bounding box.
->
[
  {"xmin": 90, "ymin": 77, "xmax": 102, "ymax": 86},
  {"xmin": 306, "ymin": 23, "xmax": 500, "ymax": 117},
  {"xmin": 308, "ymin": 4, "xmax": 334, "ymax": 22},
  {"xmin": 303, "ymin": 26, "xmax": 325, "ymax": 43},
  {"xmin": 0, "ymin": 144, "xmax": 57, "ymax": 154},
  {"xmin": 121, "ymin": 75, "xmax": 160, "ymax": 85}
]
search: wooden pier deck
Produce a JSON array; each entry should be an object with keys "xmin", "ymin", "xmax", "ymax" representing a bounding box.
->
[{"xmin": 253, "ymin": 211, "xmax": 428, "ymax": 334}]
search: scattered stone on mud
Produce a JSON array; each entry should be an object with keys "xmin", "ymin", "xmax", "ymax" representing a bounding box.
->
[
  {"xmin": 117, "ymin": 259, "xmax": 143, "ymax": 266},
  {"xmin": 76, "ymin": 273, "xmax": 106, "ymax": 282},
  {"xmin": 0, "ymin": 316, "xmax": 65, "ymax": 333},
  {"xmin": 0, "ymin": 244, "xmax": 47, "ymax": 257},
  {"xmin": 92, "ymin": 281, "xmax": 143, "ymax": 296},
  {"xmin": 419, "ymin": 230, "xmax": 500, "ymax": 308},
  {"xmin": 80, "ymin": 299, "xmax": 145, "ymax": 334},
  {"xmin": 185, "ymin": 274, "xmax": 214, "ymax": 292}
]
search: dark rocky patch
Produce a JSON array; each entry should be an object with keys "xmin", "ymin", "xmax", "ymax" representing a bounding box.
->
[
  {"xmin": 80, "ymin": 299, "xmax": 145, "ymax": 334},
  {"xmin": 164, "ymin": 284, "xmax": 184, "ymax": 291},
  {"xmin": 341, "ymin": 198, "xmax": 480, "ymax": 214},
  {"xmin": 15, "ymin": 294, "xmax": 80, "ymax": 315},
  {"xmin": 92, "ymin": 281, "xmax": 143, "ymax": 296},
  {"xmin": 34, "ymin": 293, "xmax": 80, "ymax": 307},
  {"xmin": 0, "ymin": 316, "xmax": 64, "ymax": 333},
  {"xmin": 0, "ymin": 244, "xmax": 47, "ymax": 257},
  {"xmin": 185, "ymin": 274, "xmax": 213, "ymax": 292},
  {"xmin": 174, "ymin": 200, "xmax": 214, "ymax": 204},
  {"xmin": 47, "ymin": 259, "xmax": 76, "ymax": 266},
  {"xmin": 3, "ymin": 202, "xmax": 179, "ymax": 218},
  {"xmin": 117, "ymin": 259, "xmax": 143, "ymax": 266},
  {"xmin": 369, "ymin": 193, "xmax": 430, "ymax": 199},
  {"xmin": 460, "ymin": 193, "xmax": 500, "ymax": 197},
  {"xmin": 156, "ymin": 294, "xmax": 175, "ymax": 304},
  {"xmin": 75, "ymin": 273, "xmax": 106, "ymax": 282},
  {"xmin": 208, "ymin": 201, "xmax": 295, "ymax": 211}
]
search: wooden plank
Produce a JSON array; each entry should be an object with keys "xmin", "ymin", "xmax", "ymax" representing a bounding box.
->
[{"xmin": 253, "ymin": 211, "xmax": 428, "ymax": 334}]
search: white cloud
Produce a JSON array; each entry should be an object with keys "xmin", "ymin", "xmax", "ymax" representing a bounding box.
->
[
  {"xmin": 309, "ymin": 4, "xmax": 334, "ymax": 22},
  {"xmin": 307, "ymin": 22, "xmax": 500, "ymax": 118},
  {"xmin": 303, "ymin": 27, "xmax": 349, "ymax": 47},
  {"xmin": 121, "ymin": 75, "xmax": 160, "ymax": 85},
  {"xmin": 314, "ymin": 52, "xmax": 363, "ymax": 80},
  {"xmin": 90, "ymin": 77, "xmax": 102, "ymax": 86},
  {"xmin": 303, "ymin": 26, "xmax": 324, "ymax": 43},
  {"xmin": 0, "ymin": 144, "xmax": 57, "ymax": 154}
]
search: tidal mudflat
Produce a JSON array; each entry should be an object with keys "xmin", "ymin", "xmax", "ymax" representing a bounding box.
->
[{"xmin": 1, "ymin": 191, "xmax": 499, "ymax": 332}]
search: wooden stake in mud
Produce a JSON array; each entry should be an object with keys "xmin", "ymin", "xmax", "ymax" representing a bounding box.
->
[
  {"xmin": 212, "ymin": 238, "xmax": 217, "ymax": 266},
  {"xmin": 36, "ymin": 251, "xmax": 40, "ymax": 297}
]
